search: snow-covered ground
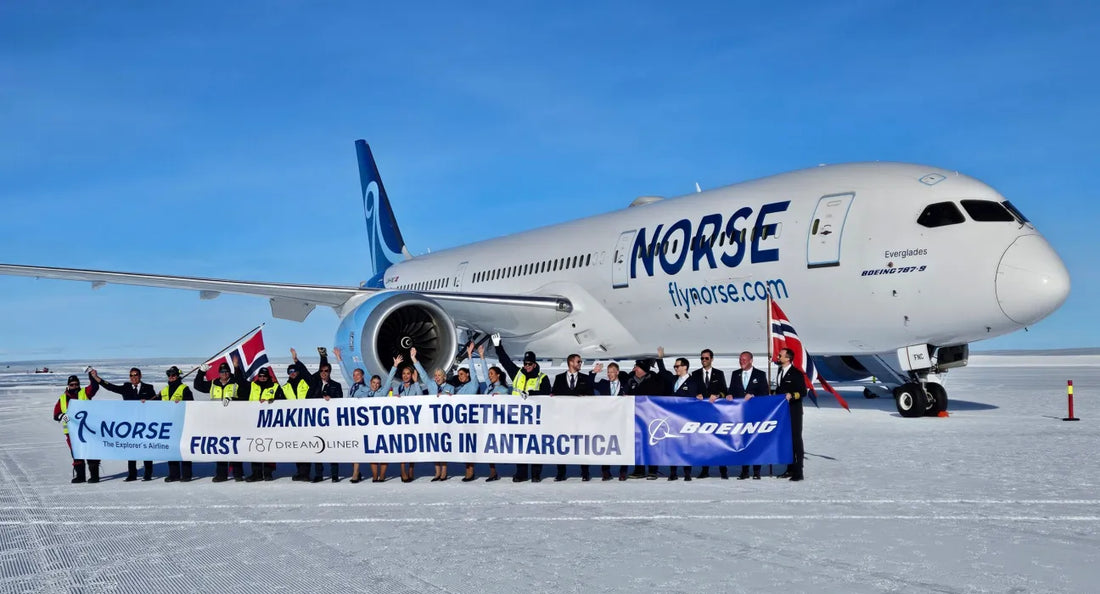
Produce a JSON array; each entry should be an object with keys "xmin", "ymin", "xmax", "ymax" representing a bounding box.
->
[{"xmin": 1, "ymin": 356, "xmax": 1097, "ymax": 593}]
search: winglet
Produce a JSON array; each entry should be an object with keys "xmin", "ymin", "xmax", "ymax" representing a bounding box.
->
[{"xmin": 355, "ymin": 140, "xmax": 411, "ymax": 287}]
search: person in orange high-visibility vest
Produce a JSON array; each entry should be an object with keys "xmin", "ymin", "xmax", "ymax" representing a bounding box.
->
[{"xmin": 52, "ymin": 371, "xmax": 100, "ymax": 483}]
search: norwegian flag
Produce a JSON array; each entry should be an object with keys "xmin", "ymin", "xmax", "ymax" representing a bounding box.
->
[
  {"xmin": 203, "ymin": 327, "xmax": 273, "ymax": 382},
  {"xmin": 769, "ymin": 298, "xmax": 850, "ymax": 411}
]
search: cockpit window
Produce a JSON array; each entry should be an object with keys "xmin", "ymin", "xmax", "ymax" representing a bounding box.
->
[
  {"xmin": 1002, "ymin": 200, "xmax": 1031, "ymax": 224},
  {"xmin": 960, "ymin": 199, "xmax": 1015, "ymax": 222},
  {"xmin": 917, "ymin": 202, "xmax": 965, "ymax": 228}
]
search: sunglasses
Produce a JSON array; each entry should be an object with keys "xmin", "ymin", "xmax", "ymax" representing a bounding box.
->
[{"xmin": 129, "ymin": 373, "xmax": 140, "ymax": 377}]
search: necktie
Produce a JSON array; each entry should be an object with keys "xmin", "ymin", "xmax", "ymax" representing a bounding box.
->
[
  {"xmin": 705, "ymin": 370, "xmax": 710, "ymax": 386},
  {"xmin": 675, "ymin": 377, "xmax": 684, "ymax": 392},
  {"xmin": 743, "ymin": 371, "xmax": 749, "ymax": 389},
  {"xmin": 569, "ymin": 374, "xmax": 575, "ymax": 389},
  {"xmin": 611, "ymin": 380, "xmax": 618, "ymax": 395}
]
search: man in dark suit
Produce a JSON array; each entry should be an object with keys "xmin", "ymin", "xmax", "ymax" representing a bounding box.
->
[
  {"xmin": 306, "ymin": 350, "xmax": 343, "ymax": 482},
  {"xmin": 91, "ymin": 367, "xmax": 156, "ymax": 481},
  {"xmin": 663, "ymin": 357, "xmax": 698, "ymax": 481},
  {"xmin": 775, "ymin": 347, "xmax": 806, "ymax": 481},
  {"xmin": 690, "ymin": 348, "xmax": 728, "ymax": 478},
  {"xmin": 727, "ymin": 351, "xmax": 771, "ymax": 479},
  {"xmin": 588, "ymin": 361, "xmax": 625, "ymax": 480},
  {"xmin": 551, "ymin": 354, "xmax": 594, "ymax": 481}
]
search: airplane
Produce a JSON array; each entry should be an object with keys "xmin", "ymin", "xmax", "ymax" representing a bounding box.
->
[{"xmin": 0, "ymin": 140, "xmax": 1071, "ymax": 418}]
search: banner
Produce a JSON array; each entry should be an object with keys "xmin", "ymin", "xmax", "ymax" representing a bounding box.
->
[
  {"xmin": 65, "ymin": 400, "xmax": 186, "ymax": 461},
  {"xmin": 67, "ymin": 395, "xmax": 792, "ymax": 465},
  {"xmin": 633, "ymin": 396, "xmax": 792, "ymax": 466}
]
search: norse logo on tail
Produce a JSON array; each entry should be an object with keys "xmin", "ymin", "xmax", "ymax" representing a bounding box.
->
[{"xmin": 356, "ymin": 140, "xmax": 410, "ymax": 287}]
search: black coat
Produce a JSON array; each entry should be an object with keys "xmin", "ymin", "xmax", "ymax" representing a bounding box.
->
[
  {"xmin": 552, "ymin": 371, "xmax": 593, "ymax": 395},
  {"xmin": 690, "ymin": 367, "xmax": 727, "ymax": 397},
  {"xmin": 96, "ymin": 378, "xmax": 156, "ymax": 401},
  {"xmin": 623, "ymin": 371, "xmax": 662, "ymax": 396},
  {"xmin": 775, "ymin": 365, "xmax": 807, "ymax": 404},
  {"xmin": 588, "ymin": 374, "xmax": 627, "ymax": 396},
  {"xmin": 728, "ymin": 368, "xmax": 770, "ymax": 399},
  {"xmin": 668, "ymin": 374, "xmax": 701, "ymax": 397}
]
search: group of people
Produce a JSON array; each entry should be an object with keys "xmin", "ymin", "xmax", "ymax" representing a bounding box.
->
[{"xmin": 53, "ymin": 338, "xmax": 807, "ymax": 484}]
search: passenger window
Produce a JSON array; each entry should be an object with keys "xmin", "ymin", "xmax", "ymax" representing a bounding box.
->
[
  {"xmin": 917, "ymin": 202, "xmax": 966, "ymax": 228},
  {"xmin": 961, "ymin": 200, "xmax": 1015, "ymax": 222}
]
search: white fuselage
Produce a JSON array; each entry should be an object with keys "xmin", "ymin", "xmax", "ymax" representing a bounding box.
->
[{"xmin": 381, "ymin": 162, "xmax": 1069, "ymax": 359}]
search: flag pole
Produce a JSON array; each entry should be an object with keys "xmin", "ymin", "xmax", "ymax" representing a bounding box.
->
[
  {"xmin": 181, "ymin": 323, "xmax": 265, "ymax": 379},
  {"xmin": 766, "ymin": 290, "xmax": 773, "ymax": 392}
]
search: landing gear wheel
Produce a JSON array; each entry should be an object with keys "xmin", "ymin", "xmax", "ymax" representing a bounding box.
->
[
  {"xmin": 894, "ymin": 382, "xmax": 928, "ymax": 418},
  {"xmin": 925, "ymin": 383, "xmax": 948, "ymax": 415}
]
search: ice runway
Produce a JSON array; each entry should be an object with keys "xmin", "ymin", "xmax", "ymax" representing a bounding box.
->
[{"xmin": 1, "ymin": 358, "xmax": 1098, "ymax": 593}]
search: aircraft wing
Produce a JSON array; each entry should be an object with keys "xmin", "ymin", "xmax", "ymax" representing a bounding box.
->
[{"xmin": 0, "ymin": 263, "xmax": 572, "ymax": 333}]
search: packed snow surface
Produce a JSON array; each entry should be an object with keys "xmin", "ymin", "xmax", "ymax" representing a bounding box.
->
[{"xmin": 0, "ymin": 357, "xmax": 1097, "ymax": 593}]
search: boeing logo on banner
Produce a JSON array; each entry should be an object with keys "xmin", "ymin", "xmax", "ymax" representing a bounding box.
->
[
  {"xmin": 650, "ymin": 418, "xmax": 780, "ymax": 445},
  {"xmin": 647, "ymin": 418, "xmax": 683, "ymax": 446}
]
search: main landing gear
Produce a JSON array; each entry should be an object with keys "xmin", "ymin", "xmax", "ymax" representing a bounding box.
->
[{"xmin": 894, "ymin": 380, "xmax": 948, "ymax": 417}]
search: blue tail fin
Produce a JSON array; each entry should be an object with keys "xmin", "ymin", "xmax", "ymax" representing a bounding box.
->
[{"xmin": 355, "ymin": 140, "xmax": 410, "ymax": 287}]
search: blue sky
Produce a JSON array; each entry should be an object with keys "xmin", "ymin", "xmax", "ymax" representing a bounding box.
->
[{"xmin": 1, "ymin": 2, "xmax": 1097, "ymax": 361}]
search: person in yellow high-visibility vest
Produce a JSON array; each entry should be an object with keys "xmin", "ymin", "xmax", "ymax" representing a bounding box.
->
[
  {"xmin": 194, "ymin": 354, "xmax": 250, "ymax": 481},
  {"xmin": 160, "ymin": 366, "xmax": 195, "ymax": 482},
  {"xmin": 492, "ymin": 336, "xmax": 550, "ymax": 483},
  {"xmin": 284, "ymin": 347, "xmax": 315, "ymax": 481},
  {"xmin": 245, "ymin": 366, "xmax": 279, "ymax": 481},
  {"xmin": 52, "ymin": 371, "xmax": 100, "ymax": 483}
]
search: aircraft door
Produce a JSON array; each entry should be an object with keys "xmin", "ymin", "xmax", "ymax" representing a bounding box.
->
[
  {"xmin": 611, "ymin": 230, "xmax": 636, "ymax": 288},
  {"xmin": 454, "ymin": 261, "xmax": 468, "ymax": 292},
  {"xmin": 807, "ymin": 193, "xmax": 854, "ymax": 268}
]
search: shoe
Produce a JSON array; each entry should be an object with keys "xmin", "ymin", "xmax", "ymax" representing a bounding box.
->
[
  {"xmin": 684, "ymin": 474, "xmax": 692, "ymax": 482},
  {"xmin": 143, "ymin": 475, "xmax": 153, "ymax": 482},
  {"xmin": 292, "ymin": 475, "xmax": 308, "ymax": 482},
  {"xmin": 431, "ymin": 477, "xmax": 441, "ymax": 482},
  {"xmin": 512, "ymin": 476, "xmax": 528, "ymax": 483},
  {"xmin": 647, "ymin": 474, "xmax": 659, "ymax": 480},
  {"xmin": 532, "ymin": 476, "xmax": 543, "ymax": 483},
  {"xmin": 581, "ymin": 469, "xmax": 590, "ymax": 481},
  {"xmin": 350, "ymin": 476, "xmax": 362, "ymax": 484},
  {"xmin": 245, "ymin": 474, "xmax": 260, "ymax": 482},
  {"xmin": 697, "ymin": 468, "xmax": 710, "ymax": 479},
  {"xmin": 401, "ymin": 477, "xmax": 413, "ymax": 483},
  {"xmin": 720, "ymin": 468, "xmax": 729, "ymax": 480},
  {"xmin": 485, "ymin": 474, "xmax": 500, "ymax": 482},
  {"xmin": 789, "ymin": 475, "xmax": 804, "ymax": 482},
  {"xmin": 737, "ymin": 471, "xmax": 750, "ymax": 480},
  {"xmin": 311, "ymin": 477, "xmax": 323, "ymax": 483},
  {"xmin": 668, "ymin": 475, "xmax": 678, "ymax": 481},
  {"xmin": 462, "ymin": 475, "xmax": 477, "ymax": 482},
  {"xmin": 629, "ymin": 471, "xmax": 645, "ymax": 479},
  {"xmin": 602, "ymin": 469, "xmax": 612, "ymax": 481},
  {"xmin": 554, "ymin": 476, "xmax": 567, "ymax": 482},
  {"xmin": 125, "ymin": 474, "xmax": 137, "ymax": 482},
  {"xmin": 619, "ymin": 470, "xmax": 627, "ymax": 481},
  {"xmin": 582, "ymin": 475, "xmax": 591, "ymax": 482},
  {"xmin": 180, "ymin": 477, "xmax": 192, "ymax": 483},
  {"xmin": 165, "ymin": 476, "xmax": 180, "ymax": 483},
  {"xmin": 263, "ymin": 475, "xmax": 274, "ymax": 482},
  {"xmin": 777, "ymin": 471, "xmax": 792, "ymax": 479},
  {"xmin": 212, "ymin": 476, "xmax": 228, "ymax": 483},
  {"xmin": 439, "ymin": 476, "xmax": 449, "ymax": 481},
  {"xmin": 331, "ymin": 476, "xmax": 340, "ymax": 483},
  {"xmin": 234, "ymin": 476, "xmax": 244, "ymax": 482},
  {"xmin": 753, "ymin": 474, "xmax": 761, "ymax": 480}
]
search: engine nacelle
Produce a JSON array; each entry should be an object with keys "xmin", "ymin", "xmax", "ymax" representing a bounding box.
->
[{"xmin": 333, "ymin": 291, "xmax": 458, "ymax": 385}]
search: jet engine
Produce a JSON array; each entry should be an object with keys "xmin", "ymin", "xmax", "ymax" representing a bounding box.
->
[{"xmin": 333, "ymin": 291, "xmax": 458, "ymax": 384}]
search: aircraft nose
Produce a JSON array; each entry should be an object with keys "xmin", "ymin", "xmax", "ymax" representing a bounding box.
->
[{"xmin": 996, "ymin": 235, "xmax": 1070, "ymax": 325}]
